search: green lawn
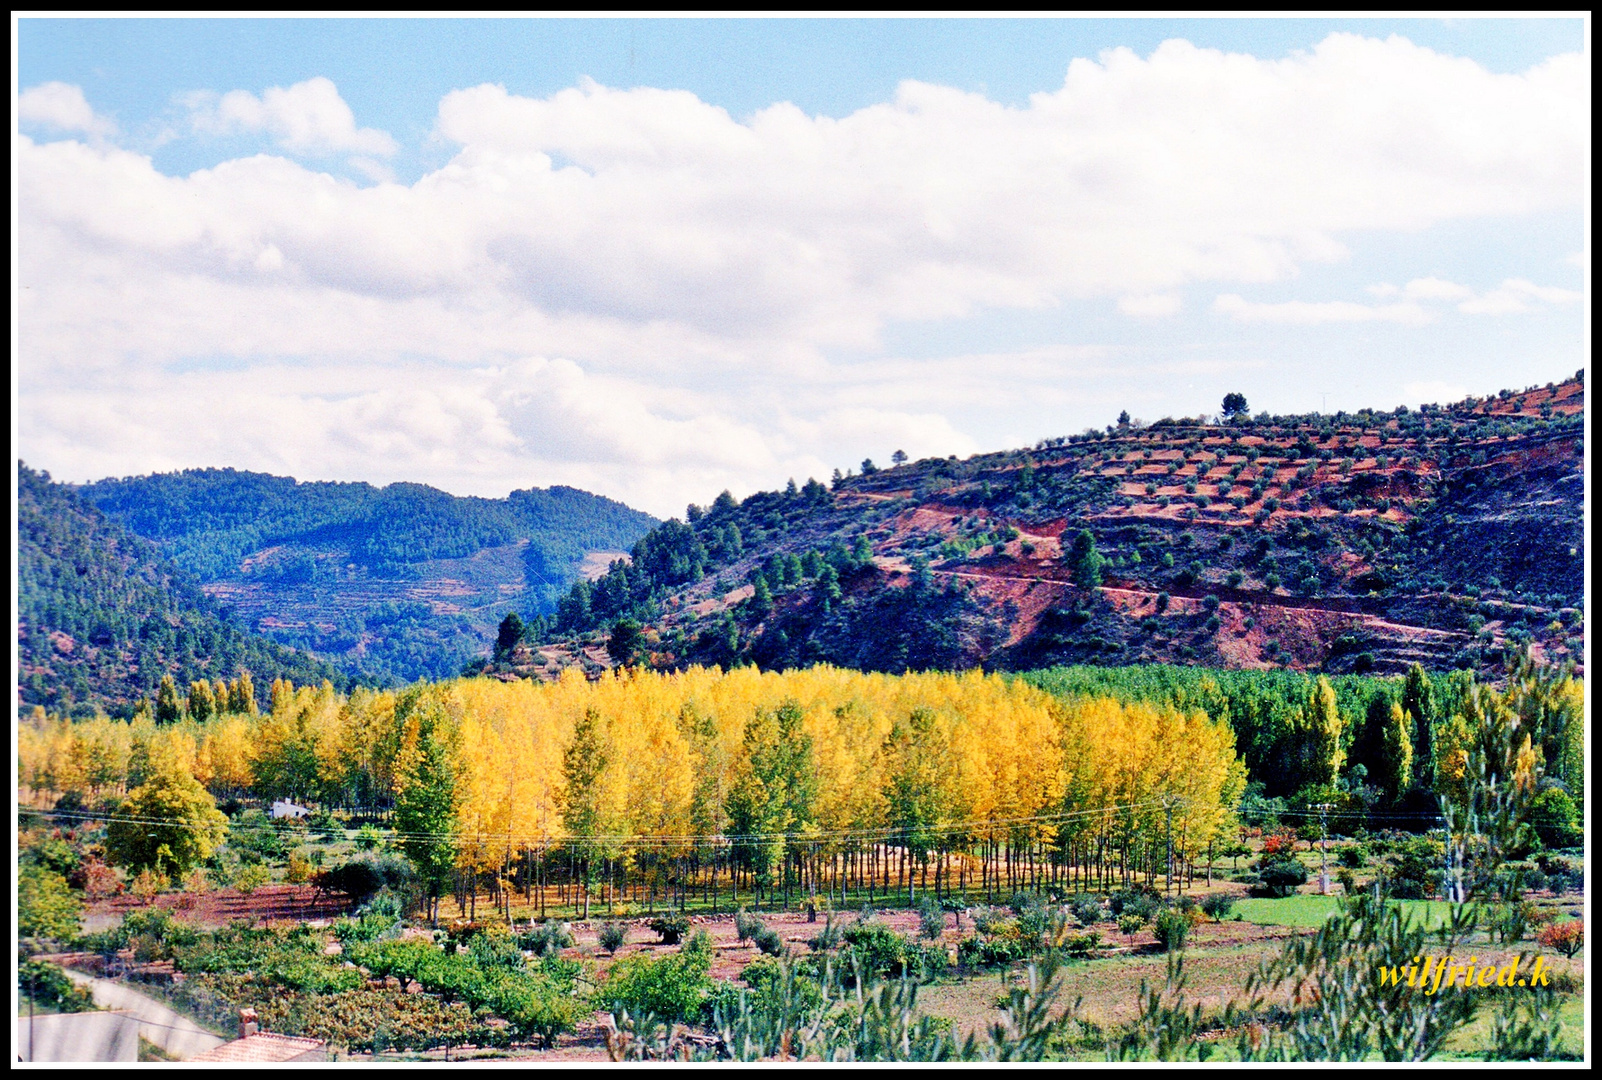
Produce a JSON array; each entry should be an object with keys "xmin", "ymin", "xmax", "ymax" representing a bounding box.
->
[{"xmin": 1233, "ymin": 894, "xmax": 1464, "ymax": 929}]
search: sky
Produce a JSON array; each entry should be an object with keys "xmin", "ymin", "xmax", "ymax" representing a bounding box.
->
[{"xmin": 13, "ymin": 16, "xmax": 1590, "ymax": 519}]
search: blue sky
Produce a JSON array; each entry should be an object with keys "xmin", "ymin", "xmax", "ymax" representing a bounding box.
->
[{"xmin": 14, "ymin": 16, "xmax": 1589, "ymax": 516}]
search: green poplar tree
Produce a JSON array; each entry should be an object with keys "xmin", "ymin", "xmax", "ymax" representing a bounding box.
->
[
  {"xmin": 562, "ymin": 708, "xmax": 614, "ymax": 919},
  {"xmin": 187, "ymin": 679, "xmax": 215, "ymax": 722},
  {"xmin": 393, "ymin": 694, "xmax": 459, "ymax": 925},
  {"xmin": 154, "ymin": 674, "xmax": 182, "ymax": 724}
]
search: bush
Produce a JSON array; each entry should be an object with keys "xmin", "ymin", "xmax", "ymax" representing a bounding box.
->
[
  {"xmin": 1061, "ymin": 931, "xmax": 1100, "ymax": 958},
  {"xmin": 842, "ymin": 921, "xmax": 916, "ymax": 979},
  {"xmin": 1154, "ymin": 910, "xmax": 1189, "ymax": 952},
  {"xmin": 753, "ymin": 926, "xmax": 786, "ymax": 957},
  {"xmin": 734, "ymin": 908, "xmax": 765, "ymax": 943},
  {"xmin": 518, "ymin": 920, "xmax": 575, "ymax": 957},
  {"xmin": 649, "ymin": 913, "xmax": 690, "ymax": 945},
  {"xmin": 469, "ymin": 926, "xmax": 526, "ymax": 970},
  {"xmin": 1255, "ymin": 857, "xmax": 1309, "ymax": 898},
  {"xmin": 917, "ymin": 898, "xmax": 946, "ymax": 941},
  {"xmin": 1535, "ymin": 919, "xmax": 1583, "ymax": 959},
  {"xmin": 599, "ymin": 922, "xmax": 627, "ymax": 954},
  {"xmin": 1069, "ymin": 895, "xmax": 1105, "ymax": 926},
  {"xmin": 1199, "ymin": 893, "xmax": 1236, "ymax": 922},
  {"xmin": 957, "ymin": 934, "xmax": 1026, "ymax": 969},
  {"xmin": 316, "ymin": 851, "xmax": 416, "ymax": 907},
  {"xmin": 599, "ymin": 932, "xmax": 714, "ymax": 1024},
  {"xmin": 1117, "ymin": 913, "xmax": 1145, "ymax": 937},
  {"xmin": 1338, "ymin": 843, "xmax": 1367, "ymax": 869},
  {"xmin": 18, "ymin": 865, "xmax": 82, "ymax": 942},
  {"xmin": 286, "ymin": 850, "xmax": 313, "ymax": 884}
]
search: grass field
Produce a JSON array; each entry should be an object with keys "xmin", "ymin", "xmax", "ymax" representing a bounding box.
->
[{"xmin": 1233, "ymin": 894, "xmax": 1465, "ymax": 929}]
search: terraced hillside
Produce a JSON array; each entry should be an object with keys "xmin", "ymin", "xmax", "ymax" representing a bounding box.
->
[
  {"xmin": 505, "ymin": 375, "xmax": 1583, "ymax": 680},
  {"xmin": 78, "ymin": 470, "xmax": 657, "ymax": 684}
]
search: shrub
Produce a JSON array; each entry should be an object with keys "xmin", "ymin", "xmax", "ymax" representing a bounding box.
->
[
  {"xmin": 599, "ymin": 932, "xmax": 714, "ymax": 1024},
  {"xmin": 1256, "ymin": 857, "xmax": 1308, "ymax": 898},
  {"xmin": 1061, "ymin": 931, "xmax": 1100, "ymax": 958},
  {"xmin": 1529, "ymin": 788, "xmax": 1583, "ymax": 849},
  {"xmin": 599, "ymin": 922, "xmax": 627, "ymax": 954},
  {"xmin": 132, "ymin": 866, "xmax": 169, "ymax": 900},
  {"xmin": 1199, "ymin": 893, "xmax": 1236, "ymax": 922},
  {"xmin": 649, "ymin": 913, "xmax": 690, "ymax": 945},
  {"xmin": 19, "ymin": 865, "xmax": 83, "ymax": 942},
  {"xmin": 1535, "ymin": 919, "xmax": 1583, "ymax": 959},
  {"xmin": 316, "ymin": 851, "xmax": 416, "ymax": 907},
  {"xmin": 917, "ymin": 898, "xmax": 946, "ymax": 941},
  {"xmin": 1069, "ymin": 895, "xmax": 1105, "ymax": 926},
  {"xmin": 753, "ymin": 926, "xmax": 786, "ymax": 957},
  {"xmin": 469, "ymin": 926, "xmax": 526, "ymax": 970},
  {"xmin": 734, "ymin": 908, "xmax": 765, "ymax": 943},
  {"xmin": 354, "ymin": 825, "xmax": 383, "ymax": 851},
  {"xmin": 957, "ymin": 934, "xmax": 1026, "ymax": 969},
  {"xmin": 842, "ymin": 921, "xmax": 916, "ymax": 979},
  {"xmin": 518, "ymin": 920, "xmax": 575, "ymax": 957},
  {"xmin": 1154, "ymin": 910, "xmax": 1189, "ymax": 952},
  {"xmin": 1117, "ymin": 913, "xmax": 1145, "ymax": 937},
  {"xmin": 286, "ymin": 850, "xmax": 313, "ymax": 884},
  {"xmin": 1338, "ymin": 843, "xmax": 1368, "ymax": 869}
]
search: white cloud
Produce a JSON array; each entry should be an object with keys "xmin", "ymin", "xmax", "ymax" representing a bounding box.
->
[
  {"xmin": 1118, "ymin": 293, "xmax": 1183, "ymax": 318},
  {"xmin": 14, "ymin": 33, "xmax": 1588, "ymax": 508},
  {"xmin": 185, "ymin": 77, "xmax": 398, "ymax": 156},
  {"xmin": 18, "ymin": 82, "xmax": 115, "ymax": 138},
  {"xmin": 1458, "ymin": 277, "xmax": 1582, "ymax": 315},
  {"xmin": 1213, "ymin": 294, "xmax": 1432, "ymax": 326},
  {"xmin": 1402, "ymin": 276, "xmax": 1475, "ymax": 301}
]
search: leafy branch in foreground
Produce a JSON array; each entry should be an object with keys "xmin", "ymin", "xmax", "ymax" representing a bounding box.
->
[{"xmin": 605, "ymin": 931, "xmax": 1081, "ymax": 1062}]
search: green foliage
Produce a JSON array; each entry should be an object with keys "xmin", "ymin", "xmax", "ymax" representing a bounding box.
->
[
  {"xmin": 598, "ymin": 921, "xmax": 627, "ymax": 954},
  {"xmin": 104, "ymin": 766, "xmax": 228, "ymax": 881},
  {"xmin": 1255, "ymin": 856, "xmax": 1309, "ymax": 898},
  {"xmin": 753, "ymin": 926, "xmax": 787, "ymax": 957},
  {"xmin": 649, "ymin": 913, "xmax": 690, "ymax": 945},
  {"xmin": 917, "ymin": 897, "xmax": 946, "ymax": 940},
  {"xmin": 610, "ymin": 949, "xmax": 1079, "ymax": 1062},
  {"xmin": 1199, "ymin": 893, "xmax": 1236, "ymax": 921},
  {"xmin": 1153, "ymin": 909, "xmax": 1189, "ymax": 952},
  {"xmin": 19, "ymin": 865, "xmax": 82, "ymax": 942},
  {"xmin": 19, "ymin": 960, "xmax": 97, "ymax": 1012},
  {"xmin": 597, "ymin": 931, "xmax": 715, "ymax": 1024},
  {"xmin": 346, "ymin": 936, "xmax": 583, "ymax": 1048},
  {"xmin": 734, "ymin": 908, "xmax": 765, "ymax": 943},
  {"xmin": 518, "ymin": 920, "xmax": 575, "ymax": 957},
  {"xmin": 391, "ymin": 693, "xmax": 458, "ymax": 917},
  {"xmin": 317, "ymin": 851, "xmax": 416, "ymax": 907},
  {"xmin": 1528, "ymin": 787, "xmax": 1582, "ymax": 849}
]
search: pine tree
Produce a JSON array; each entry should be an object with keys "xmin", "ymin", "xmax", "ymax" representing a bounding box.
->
[{"xmin": 1068, "ymin": 530, "xmax": 1105, "ymax": 588}]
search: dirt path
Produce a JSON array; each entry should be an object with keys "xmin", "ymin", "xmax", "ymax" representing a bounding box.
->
[{"xmin": 58, "ymin": 968, "xmax": 226, "ymax": 1059}]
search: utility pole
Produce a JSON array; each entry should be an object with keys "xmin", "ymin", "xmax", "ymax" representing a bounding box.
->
[{"xmin": 1317, "ymin": 803, "xmax": 1332, "ymax": 894}]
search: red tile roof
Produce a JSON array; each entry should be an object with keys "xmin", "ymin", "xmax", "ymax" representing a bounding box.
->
[{"xmin": 189, "ymin": 1032, "xmax": 327, "ymax": 1062}]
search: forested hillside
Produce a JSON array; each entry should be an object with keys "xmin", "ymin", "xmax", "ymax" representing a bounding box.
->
[
  {"xmin": 17, "ymin": 463, "xmax": 342, "ymax": 717},
  {"xmin": 504, "ymin": 376, "xmax": 1584, "ymax": 680},
  {"xmin": 79, "ymin": 469, "xmax": 657, "ymax": 683}
]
